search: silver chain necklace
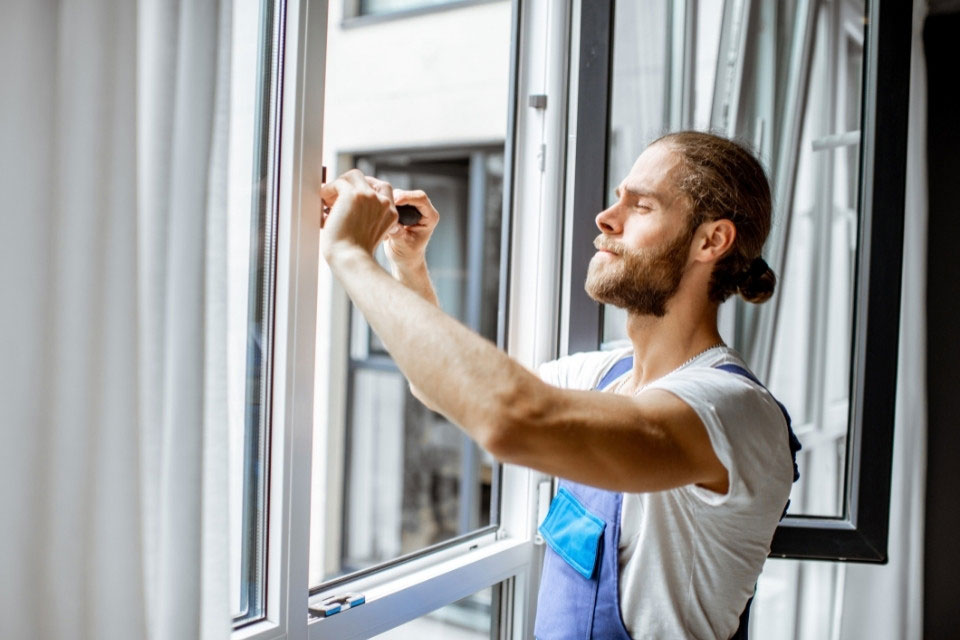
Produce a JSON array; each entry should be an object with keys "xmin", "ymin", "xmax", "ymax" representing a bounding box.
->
[{"xmin": 612, "ymin": 343, "xmax": 727, "ymax": 396}]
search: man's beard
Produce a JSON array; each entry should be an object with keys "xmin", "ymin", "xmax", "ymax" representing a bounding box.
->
[{"xmin": 584, "ymin": 226, "xmax": 692, "ymax": 317}]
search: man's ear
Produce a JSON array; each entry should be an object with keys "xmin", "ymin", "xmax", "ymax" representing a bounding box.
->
[{"xmin": 693, "ymin": 218, "xmax": 736, "ymax": 263}]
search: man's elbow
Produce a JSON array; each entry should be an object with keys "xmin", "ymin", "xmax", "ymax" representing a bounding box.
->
[
  {"xmin": 477, "ymin": 417, "xmax": 516, "ymax": 460},
  {"xmin": 477, "ymin": 384, "xmax": 548, "ymax": 461}
]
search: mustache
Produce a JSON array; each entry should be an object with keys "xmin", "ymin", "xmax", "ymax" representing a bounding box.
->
[{"xmin": 593, "ymin": 235, "xmax": 625, "ymax": 255}]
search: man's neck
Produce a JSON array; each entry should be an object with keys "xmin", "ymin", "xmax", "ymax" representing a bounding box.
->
[{"xmin": 622, "ymin": 298, "xmax": 724, "ymax": 393}]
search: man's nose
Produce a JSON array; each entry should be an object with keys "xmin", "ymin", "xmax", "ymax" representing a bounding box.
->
[{"xmin": 595, "ymin": 203, "xmax": 622, "ymax": 234}]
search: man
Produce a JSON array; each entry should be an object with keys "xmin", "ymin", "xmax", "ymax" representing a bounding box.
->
[{"xmin": 319, "ymin": 131, "xmax": 799, "ymax": 639}]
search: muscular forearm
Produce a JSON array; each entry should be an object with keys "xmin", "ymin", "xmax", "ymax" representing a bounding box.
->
[
  {"xmin": 392, "ymin": 261, "xmax": 439, "ymax": 307},
  {"xmin": 391, "ymin": 260, "xmax": 441, "ymax": 408},
  {"xmin": 329, "ymin": 246, "xmax": 537, "ymax": 446}
]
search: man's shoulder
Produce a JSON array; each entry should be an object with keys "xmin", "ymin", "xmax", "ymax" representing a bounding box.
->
[{"xmin": 537, "ymin": 346, "xmax": 633, "ymax": 389}]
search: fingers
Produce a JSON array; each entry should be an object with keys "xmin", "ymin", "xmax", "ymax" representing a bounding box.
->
[
  {"xmin": 365, "ymin": 175, "xmax": 393, "ymax": 196},
  {"xmin": 364, "ymin": 175, "xmax": 398, "ymax": 217},
  {"xmin": 393, "ymin": 189, "xmax": 440, "ymax": 225},
  {"xmin": 324, "ymin": 170, "xmax": 394, "ymax": 210}
]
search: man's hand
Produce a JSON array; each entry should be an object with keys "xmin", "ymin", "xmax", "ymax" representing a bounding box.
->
[
  {"xmin": 364, "ymin": 179, "xmax": 441, "ymax": 307},
  {"xmin": 383, "ymin": 187, "xmax": 440, "ymax": 270},
  {"xmin": 319, "ymin": 169, "xmax": 397, "ymax": 263}
]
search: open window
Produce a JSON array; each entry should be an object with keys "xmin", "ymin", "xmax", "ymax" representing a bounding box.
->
[{"xmin": 561, "ymin": 0, "xmax": 912, "ymax": 563}]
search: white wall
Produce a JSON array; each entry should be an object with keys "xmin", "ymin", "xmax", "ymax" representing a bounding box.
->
[{"xmin": 321, "ymin": 0, "xmax": 511, "ymax": 158}]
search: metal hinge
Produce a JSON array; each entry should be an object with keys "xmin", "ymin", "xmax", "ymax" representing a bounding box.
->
[{"xmin": 528, "ymin": 94, "xmax": 548, "ymax": 109}]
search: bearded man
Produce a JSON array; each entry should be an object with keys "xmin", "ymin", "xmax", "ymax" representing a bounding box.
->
[{"xmin": 319, "ymin": 131, "xmax": 800, "ymax": 640}]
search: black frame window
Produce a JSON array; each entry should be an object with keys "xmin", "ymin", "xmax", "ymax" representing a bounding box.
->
[{"xmin": 563, "ymin": 0, "xmax": 912, "ymax": 562}]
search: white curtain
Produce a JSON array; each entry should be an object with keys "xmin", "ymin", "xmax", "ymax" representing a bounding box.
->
[
  {"xmin": 0, "ymin": 1, "xmax": 232, "ymax": 638},
  {"xmin": 838, "ymin": 0, "xmax": 929, "ymax": 638}
]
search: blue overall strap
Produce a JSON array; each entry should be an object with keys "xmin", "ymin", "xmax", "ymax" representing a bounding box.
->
[
  {"xmin": 533, "ymin": 355, "xmax": 634, "ymax": 639},
  {"xmin": 596, "ymin": 355, "xmax": 633, "ymax": 392},
  {"xmin": 713, "ymin": 363, "xmax": 802, "ymax": 483}
]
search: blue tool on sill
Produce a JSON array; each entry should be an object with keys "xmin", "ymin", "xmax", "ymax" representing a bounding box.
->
[{"xmin": 309, "ymin": 592, "xmax": 365, "ymax": 618}]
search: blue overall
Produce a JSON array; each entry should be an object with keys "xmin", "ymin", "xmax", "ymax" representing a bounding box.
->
[{"xmin": 533, "ymin": 356, "xmax": 801, "ymax": 640}]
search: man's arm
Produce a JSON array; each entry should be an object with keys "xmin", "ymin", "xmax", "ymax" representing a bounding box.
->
[
  {"xmin": 320, "ymin": 171, "xmax": 728, "ymax": 495},
  {"xmin": 379, "ymin": 185, "xmax": 443, "ymax": 409}
]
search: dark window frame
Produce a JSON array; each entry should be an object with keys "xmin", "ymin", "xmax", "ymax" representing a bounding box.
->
[{"xmin": 563, "ymin": 0, "xmax": 912, "ymax": 563}]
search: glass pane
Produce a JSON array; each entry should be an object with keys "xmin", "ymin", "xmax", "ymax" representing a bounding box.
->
[
  {"xmin": 606, "ymin": 0, "xmax": 866, "ymax": 518},
  {"xmin": 311, "ymin": 0, "xmax": 511, "ymax": 588},
  {"xmin": 371, "ymin": 584, "xmax": 498, "ymax": 639},
  {"xmin": 335, "ymin": 151, "xmax": 502, "ymax": 579},
  {"xmin": 227, "ymin": 0, "xmax": 282, "ymax": 625}
]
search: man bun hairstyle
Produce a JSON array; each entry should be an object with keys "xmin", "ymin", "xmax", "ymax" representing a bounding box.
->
[{"xmin": 655, "ymin": 131, "xmax": 777, "ymax": 304}]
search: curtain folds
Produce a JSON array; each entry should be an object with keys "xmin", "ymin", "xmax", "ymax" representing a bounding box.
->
[{"xmin": 1, "ymin": 1, "xmax": 232, "ymax": 639}]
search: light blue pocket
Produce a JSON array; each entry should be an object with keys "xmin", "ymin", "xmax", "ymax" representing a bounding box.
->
[{"xmin": 538, "ymin": 487, "xmax": 606, "ymax": 579}]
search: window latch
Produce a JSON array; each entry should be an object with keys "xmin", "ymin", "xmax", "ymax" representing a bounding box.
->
[
  {"xmin": 309, "ymin": 592, "xmax": 365, "ymax": 618},
  {"xmin": 528, "ymin": 94, "xmax": 548, "ymax": 109}
]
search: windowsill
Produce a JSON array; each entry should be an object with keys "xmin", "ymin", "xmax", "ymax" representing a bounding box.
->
[{"xmin": 341, "ymin": 0, "xmax": 503, "ymax": 30}]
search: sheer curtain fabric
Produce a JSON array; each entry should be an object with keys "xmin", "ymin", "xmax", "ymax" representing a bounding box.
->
[{"xmin": 0, "ymin": 1, "xmax": 232, "ymax": 639}]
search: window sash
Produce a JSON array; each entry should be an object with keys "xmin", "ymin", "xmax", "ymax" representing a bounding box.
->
[
  {"xmin": 561, "ymin": 0, "xmax": 912, "ymax": 563},
  {"xmin": 235, "ymin": 0, "xmax": 562, "ymax": 638},
  {"xmin": 232, "ymin": 0, "xmax": 327, "ymax": 636}
]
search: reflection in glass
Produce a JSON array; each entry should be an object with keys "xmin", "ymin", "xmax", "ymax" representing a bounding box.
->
[
  {"xmin": 606, "ymin": 0, "xmax": 865, "ymax": 519},
  {"xmin": 371, "ymin": 585, "xmax": 497, "ymax": 639}
]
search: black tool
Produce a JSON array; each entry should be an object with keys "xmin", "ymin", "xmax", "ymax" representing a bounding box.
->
[{"xmin": 396, "ymin": 204, "xmax": 422, "ymax": 226}]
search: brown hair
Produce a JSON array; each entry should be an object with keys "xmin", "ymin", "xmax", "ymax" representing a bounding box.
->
[{"xmin": 655, "ymin": 131, "xmax": 776, "ymax": 304}]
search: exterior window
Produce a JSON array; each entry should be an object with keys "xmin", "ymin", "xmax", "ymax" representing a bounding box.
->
[
  {"xmin": 309, "ymin": 0, "xmax": 514, "ymax": 604},
  {"xmin": 335, "ymin": 150, "xmax": 504, "ymax": 578},
  {"xmin": 227, "ymin": 0, "xmax": 284, "ymax": 627}
]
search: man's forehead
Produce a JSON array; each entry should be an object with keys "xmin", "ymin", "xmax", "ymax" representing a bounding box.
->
[{"xmin": 618, "ymin": 144, "xmax": 684, "ymax": 201}]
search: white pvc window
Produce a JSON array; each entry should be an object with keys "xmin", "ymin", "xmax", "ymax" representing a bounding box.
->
[{"xmin": 231, "ymin": 0, "xmax": 565, "ymax": 638}]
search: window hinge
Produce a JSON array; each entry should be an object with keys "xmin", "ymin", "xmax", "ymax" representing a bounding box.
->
[
  {"xmin": 537, "ymin": 144, "xmax": 546, "ymax": 173},
  {"xmin": 528, "ymin": 94, "xmax": 548, "ymax": 109}
]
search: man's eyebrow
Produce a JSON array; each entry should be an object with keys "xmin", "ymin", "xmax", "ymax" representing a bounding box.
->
[{"xmin": 619, "ymin": 186, "xmax": 664, "ymax": 203}]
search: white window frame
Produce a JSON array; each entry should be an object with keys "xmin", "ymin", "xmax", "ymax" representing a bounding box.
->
[{"xmin": 233, "ymin": 1, "xmax": 573, "ymax": 638}]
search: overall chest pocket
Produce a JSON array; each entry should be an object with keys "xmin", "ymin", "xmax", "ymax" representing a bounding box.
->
[{"xmin": 539, "ymin": 487, "xmax": 606, "ymax": 579}]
